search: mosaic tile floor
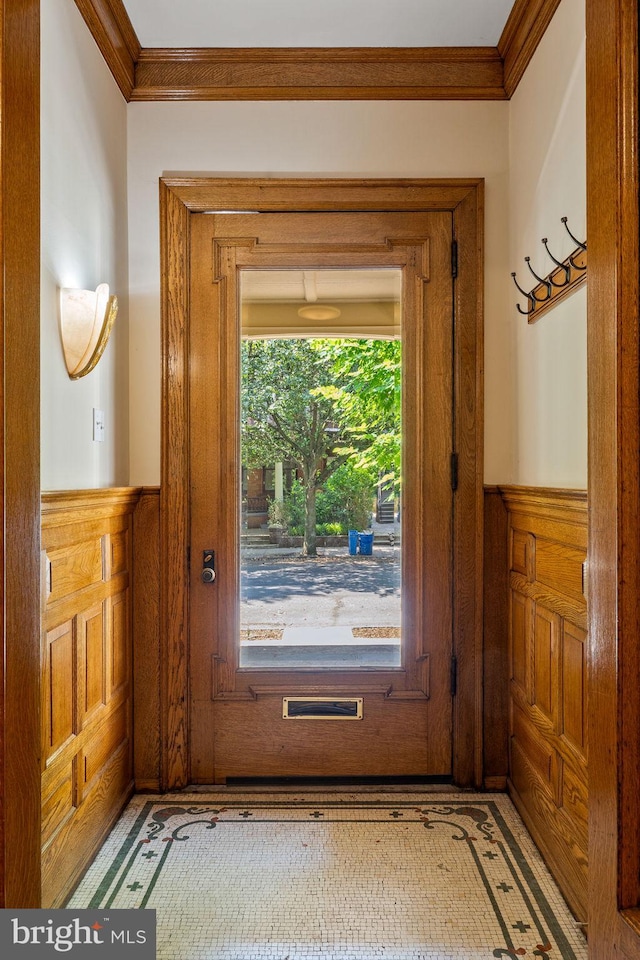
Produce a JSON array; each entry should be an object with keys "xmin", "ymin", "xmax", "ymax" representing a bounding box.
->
[{"xmin": 68, "ymin": 792, "xmax": 587, "ymax": 960}]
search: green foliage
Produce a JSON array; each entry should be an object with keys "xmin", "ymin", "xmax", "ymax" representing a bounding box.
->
[
  {"xmin": 281, "ymin": 465, "xmax": 373, "ymax": 535},
  {"xmin": 241, "ymin": 337, "xmax": 399, "ymax": 554},
  {"xmin": 313, "ymin": 338, "xmax": 401, "ymax": 489},
  {"xmin": 318, "ymin": 522, "xmax": 344, "ymax": 536},
  {"xmin": 323, "ymin": 461, "xmax": 375, "ymax": 531}
]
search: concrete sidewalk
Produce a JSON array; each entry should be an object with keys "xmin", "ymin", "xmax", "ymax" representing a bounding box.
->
[{"xmin": 239, "ymin": 551, "xmax": 402, "ymax": 667}]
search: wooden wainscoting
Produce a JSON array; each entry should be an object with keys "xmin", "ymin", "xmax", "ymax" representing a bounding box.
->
[
  {"xmin": 483, "ymin": 487, "xmax": 509, "ymax": 790},
  {"xmin": 132, "ymin": 487, "xmax": 161, "ymax": 791},
  {"xmin": 40, "ymin": 488, "xmax": 140, "ymax": 907},
  {"xmin": 501, "ymin": 486, "xmax": 588, "ymax": 922}
]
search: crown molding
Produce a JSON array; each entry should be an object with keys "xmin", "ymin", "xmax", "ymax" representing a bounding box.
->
[
  {"xmin": 498, "ymin": 0, "xmax": 563, "ymax": 97},
  {"xmin": 73, "ymin": 0, "xmax": 141, "ymax": 99},
  {"xmin": 131, "ymin": 46, "xmax": 505, "ymax": 101},
  {"xmin": 74, "ymin": 0, "xmax": 558, "ymax": 102}
]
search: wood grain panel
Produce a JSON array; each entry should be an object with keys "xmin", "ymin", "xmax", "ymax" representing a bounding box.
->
[
  {"xmin": 535, "ymin": 538, "xmax": 585, "ymax": 603},
  {"xmin": 560, "ymin": 758, "xmax": 587, "ymax": 847},
  {"xmin": 46, "ymin": 538, "xmax": 104, "ymax": 604},
  {"xmin": 110, "ymin": 591, "xmax": 128, "ymax": 696},
  {"xmin": 41, "ymin": 741, "xmax": 132, "ymax": 909},
  {"xmin": 511, "ymin": 528, "xmax": 534, "ymax": 579},
  {"xmin": 502, "ymin": 486, "xmax": 588, "ymax": 922},
  {"xmin": 532, "ymin": 604, "xmax": 559, "ymax": 727},
  {"xmin": 109, "ymin": 530, "xmax": 128, "ymax": 576},
  {"xmin": 43, "ymin": 622, "xmax": 76, "ymax": 759},
  {"xmin": 132, "ymin": 489, "xmax": 161, "ymax": 791},
  {"xmin": 586, "ymin": 0, "xmax": 640, "ymax": 948},
  {"xmin": 132, "ymin": 46, "xmax": 506, "ymax": 102},
  {"xmin": 482, "ymin": 488, "xmax": 508, "ymax": 789},
  {"xmin": 213, "ymin": 696, "xmax": 431, "ymax": 781},
  {"xmin": 511, "ymin": 701, "xmax": 554, "ymax": 790},
  {"xmin": 82, "ymin": 702, "xmax": 129, "ymax": 788},
  {"xmin": 40, "ymin": 489, "xmax": 139, "ymax": 907},
  {"xmin": 562, "ymin": 621, "xmax": 586, "ymax": 755},
  {"xmin": 41, "ymin": 765, "xmax": 76, "ymax": 849},
  {"xmin": 498, "ymin": 0, "xmax": 563, "ymax": 97},
  {"xmin": 78, "ymin": 602, "xmax": 106, "ymax": 723},
  {"xmin": 510, "ymin": 591, "xmax": 528, "ymax": 696},
  {"xmin": 72, "ymin": 0, "xmax": 140, "ymax": 100},
  {"xmin": 1, "ymin": 0, "xmax": 43, "ymax": 909}
]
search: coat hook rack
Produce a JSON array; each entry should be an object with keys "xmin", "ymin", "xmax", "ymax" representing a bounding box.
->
[{"xmin": 512, "ymin": 217, "xmax": 587, "ymax": 323}]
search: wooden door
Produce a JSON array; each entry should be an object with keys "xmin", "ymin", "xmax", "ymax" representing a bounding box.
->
[{"xmin": 188, "ymin": 209, "xmax": 455, "ymax": 782}]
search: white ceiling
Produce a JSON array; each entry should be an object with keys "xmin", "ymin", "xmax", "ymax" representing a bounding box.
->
[
  {"xmin": 241, "ymin": 270, "xmax": 401, "ymax": 303},
  {"xmin": 122, "ymin": 0, "xmax": 516, "ymax": 49}
]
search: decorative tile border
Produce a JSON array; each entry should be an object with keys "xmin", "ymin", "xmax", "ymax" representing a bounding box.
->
[{"xmin": 68, "ymin": 793, "xmax": 587, "ymax": 960}]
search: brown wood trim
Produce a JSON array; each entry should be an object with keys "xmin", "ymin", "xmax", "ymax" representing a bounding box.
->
[
  {"xmin": 41, "ymin": 487, "xmax": 141, "ymax": 521},
  {"xmin": 452, "ymin": 182, "xmax": 485, "ymax": 787},
  {"xmin": 1, "ymin": 0, "xmax": 41, "ymax": 908},
  {"xmin": 161, "ymin": 177, "xmax": 484, "ymax": 790},
  {"xmin": 498, "ymin": 0, "xmax": 563, "ymax": 98},
  {"xmin": 159, "ymin": 182, "xmax": 191, "ymax": 790},
  {"xmin": 132, "ymin": 46, "xmax": 505, "ymax": 102},
  {"xmin": 75, "ymin": 1, "xmax": 563, "ymax": 102},
  {"xmin": 483, "ymin": 487, "xmax": 509, "ymax": 788},
  {"xmin": 499, "ymin": 485, "xmax": 588, "ymax": 520},
  {"xmin": 161, "ymin": 177, "xmax": 483, "ymax": 213},
  {"xmin": 73, "ymin": 0, "xmax": 140, "ymax": 100},
  {"xmin": 587, "ymin": 0, "xmax": 640, "ymax": 953},
  {"xmin": 133, "ymin": 487, "xmax": 161, "ymax": 792}
]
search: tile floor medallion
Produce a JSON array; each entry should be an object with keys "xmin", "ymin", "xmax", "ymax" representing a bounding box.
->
[{"xmin": 67, "ymin": 793, "xmax": 587, "ymax": 960}]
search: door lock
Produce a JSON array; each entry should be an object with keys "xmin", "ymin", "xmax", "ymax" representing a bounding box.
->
[{"xmin": 202, "ymin": 550, "xmax": 216, "ymax": 583}]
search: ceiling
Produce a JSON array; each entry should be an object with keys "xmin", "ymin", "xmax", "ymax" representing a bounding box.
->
[
  {"xmin": 242, "ymin": 269, "xmax": 401, "ymax": 303},
  {"xmin": 75, "ymin": 0, "xmax": 559, "ymax": 102},
  {"xmin": 122, "ymin": 0, "xmax": 516, "ymax": 49},
  {"xmin": 241, "ymin": 269, "xmax": 402, "ymax": 339}
]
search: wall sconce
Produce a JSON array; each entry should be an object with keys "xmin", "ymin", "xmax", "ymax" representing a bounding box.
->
[{"xmin": 59, "ymin": 283, "xmax": 118, "ymax": 379}]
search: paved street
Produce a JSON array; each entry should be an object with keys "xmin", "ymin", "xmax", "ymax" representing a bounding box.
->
[{"xmin": 240, "ymin": 552, "xmax": 401, "ymax": 629}]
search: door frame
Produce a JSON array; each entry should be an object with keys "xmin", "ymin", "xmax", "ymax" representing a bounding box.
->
[{"xmin": 159, "ymin": 177, "xmax": 484, "ymax": 791}]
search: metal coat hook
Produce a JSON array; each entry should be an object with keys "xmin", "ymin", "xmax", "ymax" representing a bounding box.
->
[
  {"xmin": 512, "ymin": 217, "xmax": 587, "ymax": 321},
  {"xmin": 511, "ymin": 272, "xmax": 536, "ymax": 315},
  {"xmin": 524, "ymin": 256, "xmax": 553, "ymax": 300},
  {"xmin": 541, "ymin": 237, "xmax": 571, "ymax": 286},
  {"xmin": 561, "ymin": 217, "xmax": 587, "ymax": 270}
]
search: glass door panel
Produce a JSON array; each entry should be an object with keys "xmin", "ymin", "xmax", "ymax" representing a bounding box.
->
[{"xmin": 239, "ymin": 269, "xmax": 402, "ymax": 670}]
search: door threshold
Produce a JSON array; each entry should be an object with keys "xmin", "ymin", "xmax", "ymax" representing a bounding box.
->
[{"xmin": 187, "ymin": 775, "xmax": 456, "ymax": 794}]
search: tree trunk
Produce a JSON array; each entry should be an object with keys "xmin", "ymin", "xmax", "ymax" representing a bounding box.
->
[{"xmin": 303, "ymin": 482, "xmax": 317, "ymax": 557}]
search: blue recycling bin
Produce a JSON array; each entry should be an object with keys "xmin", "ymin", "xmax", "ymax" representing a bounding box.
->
[
  {"xmin": 348, "ymin": 529, "xmax": 359, "ymax": 556},
  {"xmin": 359, "ymin": 531, "xmax": 374, "ymax": 556}
]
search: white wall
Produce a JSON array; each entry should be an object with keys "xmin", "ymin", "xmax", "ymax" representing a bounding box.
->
[
  {"xmin": 41, "ymin": 0, "xmax": 129, "ymax": 489},
  {"xmin": 506, "ymin": 0, "xmax": 586, "ymax": 487},
  {"xmin": 127, "ymin": 100, "xmax": 511, "ymax": 485}
]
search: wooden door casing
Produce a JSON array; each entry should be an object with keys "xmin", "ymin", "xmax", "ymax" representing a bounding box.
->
[
  {"xmin": 188, "ymin": 211, "xmax": 454, "ymax": 782},
  {"xmin": 159, "ymin": 179, "xmax": 483, "ymax": 790}
]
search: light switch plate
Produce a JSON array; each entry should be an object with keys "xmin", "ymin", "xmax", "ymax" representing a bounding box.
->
[{"xmin": 93, "ymin": 408, "xmax": 105, "ymax": 442}]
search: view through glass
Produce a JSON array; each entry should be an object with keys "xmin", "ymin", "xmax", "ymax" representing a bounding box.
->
[{"xmin": 239, "ymin": 269, "xmax": 402, "ymax": 670}]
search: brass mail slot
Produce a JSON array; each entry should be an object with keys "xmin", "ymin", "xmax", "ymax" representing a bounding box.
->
[{"xmin": 282, "ymin": 697, "xmax": 363, "ymax": 720}]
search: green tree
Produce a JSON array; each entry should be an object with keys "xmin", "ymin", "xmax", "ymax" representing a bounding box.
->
[
  {"xmin": 314, "ymin": 338, "xmax": 401, "ymax": 490},
  {"xmin": 242, "ymin": 337, "xmax": 400, "ymax": 556},
  {"xmin": 242, "ymin": 339, "xmax": 357, "ymax": 556}
]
